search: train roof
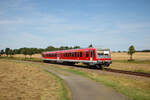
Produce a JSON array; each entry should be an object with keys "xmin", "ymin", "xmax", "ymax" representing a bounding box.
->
[
  {"xmin": 42, "ymin": 48, "xmax": 94, "ymax": 54},
  {"xmin": 42, "ymin": 48, "xmax": 110, "ymax": 54}
]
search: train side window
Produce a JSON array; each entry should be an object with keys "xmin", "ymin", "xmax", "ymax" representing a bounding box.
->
[
  {"xmin": 68, "ymin": 52, "xmax": 69, "ymax": 57},
  {"xmin": 86, "ymin": 51, "xmax": 89, "ymax": 57},
  {"xmin": 77, "ymin": 52, "xmax": 79, "ymax": 57},
  {"xmin": 75, "ymin": 52, "xmax": 76, "ymax": 57},
  {"xmin": 80, "ymin": 52, "xmax": 83, "ymax": 57},
  {"xmin": 90, "ymin": 50, "xmax": 93, "ymax": 57},
  {"xmin": 72, "ymin": 52, "xmax": 74, "ymax": 57}
]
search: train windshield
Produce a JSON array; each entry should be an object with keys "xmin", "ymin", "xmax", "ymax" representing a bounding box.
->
[
  {"xmin": 97, "ymin": 50, "xmax": 111, "ymax": 58},
  {"xmin": 97, "ymin": 53, "xmax": 110, "ymax": 58}
]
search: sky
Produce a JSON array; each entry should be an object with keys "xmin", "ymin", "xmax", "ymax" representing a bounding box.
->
[{"xmin": 0, "ymin": 0, "xmax": 150, "ymax": 51}]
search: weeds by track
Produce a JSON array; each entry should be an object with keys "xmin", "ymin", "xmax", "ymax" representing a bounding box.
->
[
  {"xmin": 104, "ymin": 68, "xmax": 150, "ymax": 78},
  {"xmin": 42, "ymin": 61, "xmax": 150, "ymax": 78},
  {"xmin": 44, "ymin": 62, "xmax": 150, "ymax": 78}
]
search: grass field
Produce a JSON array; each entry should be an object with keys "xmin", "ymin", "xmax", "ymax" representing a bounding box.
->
[
  {"xmin": 111, "ymin": 52, "xmax": 150, "ymax": 60},
  {"xmin": 110, "ymin": 52, "xmax": 150, "ymax": 73},
  {"xmin": 0, "ymin": 59, "xmax": 70, "ymax": 100}
]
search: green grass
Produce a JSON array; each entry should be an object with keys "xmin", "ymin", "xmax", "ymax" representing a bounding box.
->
[{"xmin": 45, "ymin": 70, "xmax": 71, "ymax": 100}]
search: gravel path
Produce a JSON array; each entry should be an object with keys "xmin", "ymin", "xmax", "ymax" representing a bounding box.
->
[{"xmin": 41, "ymin": 66, "xmax": 129, "ymax": 100}]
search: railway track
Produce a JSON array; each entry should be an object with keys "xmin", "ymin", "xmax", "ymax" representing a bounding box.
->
[
  {"xmin": 47, "ymin": 63, "xmax": 150, "ymax": 78},
  {"xmin": 104, "ymin": 68, "xmax": 150, "ymax": 78}
]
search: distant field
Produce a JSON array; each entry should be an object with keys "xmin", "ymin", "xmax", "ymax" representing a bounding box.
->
[
  {"xmin": 14, "ymin": 54, "xmax": 41, "ymax": 58},
  {"xmin": 110, "ymin": 52, "xmax": 150, "ymax": 73},
  {"xmin": 111, "ymin": 52, "xmax": 150, "ymax": 61}
]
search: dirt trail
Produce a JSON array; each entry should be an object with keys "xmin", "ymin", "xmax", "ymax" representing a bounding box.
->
[{"xmin": 41, "ymin": 66, "xmax": 129, "ymax": 100}]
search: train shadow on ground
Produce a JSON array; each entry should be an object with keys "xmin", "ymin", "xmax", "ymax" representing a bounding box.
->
[{"xmin": 45, "ymin": 61, "xmax": 102, "ymax": 70}]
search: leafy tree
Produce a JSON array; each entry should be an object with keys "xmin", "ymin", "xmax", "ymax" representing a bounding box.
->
[
  {"xmin": 45, "ymin": 46, "xmax": 56, "ymax": 51},
  {"xmin": 13, "ymin": 49, "xmax": 20, "ymax": 54},
  {"xmin": 5, "ymin": 48, "xmax": 10, "ymax": 57},
  {"xmin": 0, "ymin": 50, "xmax": 4, "ymax": 56},
  {"xmin": 73, "ymin": 46, "xmax": 80, "ymax": 49},
  {"xmin": 28, "ymin": 48, "xmax": 34, "ymax": 59},
  {"xmin": 8, "ymin": 49, "xmax": 15, "ymax": 57},
  {"xmin": 38, "ymin": 48, "xmax": 44, "ymax": 53},
  {"xmin": 21, "ymin": 48, "xmax": 28, "ymax": 58},
  {"xmin": 128, "ymin": 45, "xmax": 136, "ymax": 60},
  {"xmin": 59, "ymin": 46, "xmax": 66, "ymax": 50}
]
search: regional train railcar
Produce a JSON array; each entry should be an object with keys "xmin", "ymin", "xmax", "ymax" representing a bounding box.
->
[{"xmin": 42, "ymin": 48, "xmax": 112, "ymax": 68}]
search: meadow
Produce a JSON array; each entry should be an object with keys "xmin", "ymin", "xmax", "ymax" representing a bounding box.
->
[
  {"xmin": 110, "ymin": 52, "xmax": 150, "ymax": 73},
  {"xmin": 0, "ymin": 59, "xmax": 69, "ymax": 100}
]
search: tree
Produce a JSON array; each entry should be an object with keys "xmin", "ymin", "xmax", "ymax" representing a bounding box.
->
[
  {"xmin": 45, "ymin": 46, "xmax": 56, "ymax": 51},
  {"xmin": 28, "ymin": 48, "xmax": 34, "ymax": 59},
  {"xmin": 8, "ymin": 49, "xmax": 15, "ymax": 57},
  {"xmin": 21, "ymin": 48, "xmax": 28, "ymax": 58},
  {"xmin": 0, "ymin": 50, "xmax": 4, "ymax": 56},
  {"xmin": 128, "ymin": 45, "xmax": 136, "ymax": 60},
  {"xmin": 73, "ymin": 46, "xmax": 80, "ymax": 49},
  {"xmin": 13, "ymin": 49, "xmax": 20, "ymax": 54},
  {"xmin": 5, "ymin": 48, "xmax": 10, "ymax": 57}
]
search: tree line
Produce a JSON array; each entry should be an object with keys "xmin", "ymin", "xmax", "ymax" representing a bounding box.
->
[{"xmin": 0, "ymin": 45, "xmax": 80, "ymax": 58}]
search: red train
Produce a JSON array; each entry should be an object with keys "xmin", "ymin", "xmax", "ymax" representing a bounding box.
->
[{"xmin": 41, "ymin": 48, "xmax": 112, "ymax": 69}]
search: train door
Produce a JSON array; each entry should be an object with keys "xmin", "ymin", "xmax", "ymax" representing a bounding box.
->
[
  {"xmin": 57, "ymin": 52, "xmax": 59, "ymax": 60},
  {"xmin": 90, "ymin": 50, "xmax": 93, "ymax": 61}
]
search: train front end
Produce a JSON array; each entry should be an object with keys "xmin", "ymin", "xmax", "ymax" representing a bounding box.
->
[{"xmin": 96, "ymin": 49, "xmax": 112, "ymax": 67}]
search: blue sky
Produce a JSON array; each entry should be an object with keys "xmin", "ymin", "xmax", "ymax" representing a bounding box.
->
[{"xmin": 0, "ymin": 0, "xmax": 150, "ymax": 51}]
